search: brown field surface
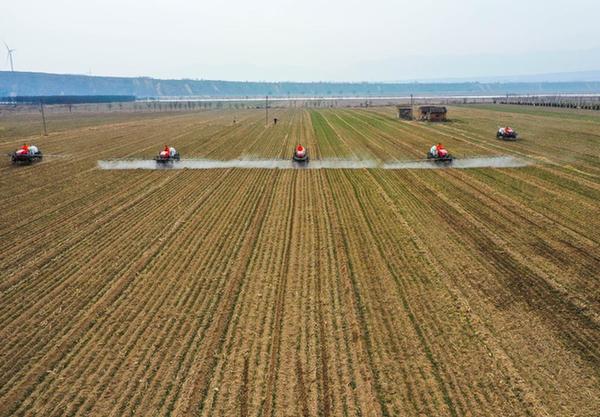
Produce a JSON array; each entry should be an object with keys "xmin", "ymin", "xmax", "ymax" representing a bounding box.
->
[{"xmin": 0, "ymin": 105, "xmax": 598, "ymax": 416}]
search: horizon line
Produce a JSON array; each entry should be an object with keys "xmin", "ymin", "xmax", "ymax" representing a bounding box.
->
[{"xmin": 3, "ymin": 69, "xmax": 600, "ymax": 85}]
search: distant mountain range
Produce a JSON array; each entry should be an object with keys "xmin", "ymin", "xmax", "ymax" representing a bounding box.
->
[
  {"xmin": 2, "ymin": 70, "xmax": 600, "ymax": 98},
  {"xmin": 410, "ymin": 70, "xmax": 600, "ymax": 84}
]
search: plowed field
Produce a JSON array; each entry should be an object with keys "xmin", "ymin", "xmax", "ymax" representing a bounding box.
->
[{"xmin": 1, "ymin": 105, "xmax": 598, "ymax": 416}]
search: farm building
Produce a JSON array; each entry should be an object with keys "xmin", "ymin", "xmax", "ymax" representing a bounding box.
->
[
  {"xmin": 397, "ymin": 106, "xmax": 414, "ymax": 120},
  {"xmin": 419, "ymin": 106, "xmax": 447, "ymax": 122}
]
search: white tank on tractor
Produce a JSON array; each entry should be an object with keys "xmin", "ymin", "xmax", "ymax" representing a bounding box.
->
[{"xmin": 293, "ymin": 144, "xmax": 309, "ymax": 163}]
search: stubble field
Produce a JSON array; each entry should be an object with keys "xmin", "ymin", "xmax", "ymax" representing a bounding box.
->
[{"xmin": 0, "ymin": 105, "xmax": 598, "ymax": 417}]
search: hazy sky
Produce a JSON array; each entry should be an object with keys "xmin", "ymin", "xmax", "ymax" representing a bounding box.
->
[{"xmin": 2, "ymin": 0, "xmax": 599, "ymax": 81}]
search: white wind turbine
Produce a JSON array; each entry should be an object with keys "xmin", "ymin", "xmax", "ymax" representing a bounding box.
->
[{"xmin": 4, "ymin": 42, "xmax": 15, "ymax": 72}]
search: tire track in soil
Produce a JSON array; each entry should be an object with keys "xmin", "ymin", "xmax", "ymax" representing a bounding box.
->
[
  {"xmin": 277, "ymin": 169, "xmax": 375, "ymax": 416},
  {"xmin": 190, "ymin": 171, "xmax": 293, "ymax": 417},
  {"xmin": 174, "ymin": 162, "xmax": 295, "ymax": 417},
  {"xmin": 313, "ymin": 191, "xmax": 333, "ymax": 417},
  {"xmin": 261, "ymin": 172, "xmax": 297, "ymax": 417},
  {"xmin": 171, "ymin": 170, "xmax": 279, "ymax": 417},
  {"xmin": 314, "ymin": 302, "xmax": 333, "ymax": 416},
  {"xmin": 296, "ymin": 170, "xmax": 335, "ymax": 417},
  {"xmin": 312, "ymin": 170, "xmax": 363, "ymax": 416},
  {"xmin": 322, "ymin": 170, "xmax": 391, "ymax": 417},
  {"xmin": 217, "ymin": 170, "xmax": 301, "ymax": 416},
  {"xmin": 295, "ymin": 355, "xmax": 311, "ymax": 417},
  {"xmin": 239, "ymin": 357, "xmax": 249, "ymax": 417}
]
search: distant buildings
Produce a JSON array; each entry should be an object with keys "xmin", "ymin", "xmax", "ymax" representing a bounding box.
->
[
  {"xmin": 396, "ymin": 106, "xmax": 414, "ymax": 120},
  {"xmin": 419, "ymin": 106, "xmax": 447, "ymax": 122}
]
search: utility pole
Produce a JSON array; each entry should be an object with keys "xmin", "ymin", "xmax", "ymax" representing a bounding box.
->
[
  {"xmin": 265, "ymin": 95, "xmax": 269, "ymax": 126},
  {"xmin": 40, "ymin": 101, "xmax": 48, "ymax": 136}
]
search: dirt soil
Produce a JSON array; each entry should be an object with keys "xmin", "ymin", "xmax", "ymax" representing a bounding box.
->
[{"xmin": 0, "ymin": 105, "xmax": 598, "ymax": 416}]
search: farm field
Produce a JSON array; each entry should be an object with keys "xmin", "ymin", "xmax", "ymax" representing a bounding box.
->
[{"xmin": 0, "ymin": 105, "xmax": 599, "ymax": 417}]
